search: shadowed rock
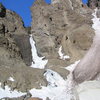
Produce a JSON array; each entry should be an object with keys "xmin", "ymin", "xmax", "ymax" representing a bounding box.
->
[
  {"xmin": 13, "ymin": 34, "xmax": 32, "ymax": 66},
  {"xmin": 0, "ymin": 3, "xmax": 6, "ymax": 17},
  {"xmin": 88, "ymin": 0, "xmax": 100, "ymax": 9}
]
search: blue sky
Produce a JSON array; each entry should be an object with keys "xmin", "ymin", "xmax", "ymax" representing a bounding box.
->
[
  {"xmin": 82, "ymin": 0, "xmax": 88, "ymax": 4},
  {"xmin": 0, "ymin": 0, "xmax": 88, "ymax": 27}
]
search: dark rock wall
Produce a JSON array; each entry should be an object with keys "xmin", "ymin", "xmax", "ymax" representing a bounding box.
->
[{"xmin": 88, "ymin": 0, "xmax": 100, "ymax": 8}]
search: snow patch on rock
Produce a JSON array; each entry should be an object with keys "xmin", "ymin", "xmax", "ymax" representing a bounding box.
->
[
  {"xmin": 58, "ymin": 46, "xmax": 70, "ymax": 60},
  {"xmin": 92, "ymin": 8, "xmax": 100, "ymax": 35},
  {"xmin": 0, "ymin": 83, "xmax": 26, "ymax": 99},
  {"xmin": 8, "ymin": 77, "xmax": 15, "ymax": 82}
]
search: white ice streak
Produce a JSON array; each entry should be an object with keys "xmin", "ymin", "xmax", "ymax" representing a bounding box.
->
[
  {"xmin": 92, "ymin": 8, "xmax": 100, "ymax": 33},
  {"xmin": 58, "ymin": 46, "xmax": 70, "ymax": 60},
  {"xmin": 8, "ymin": 77, "xmax": 15, "ymax": 82},
  {"xmin": 29, "ymin": 34, "xmax": 48, "ymax": 69},
  {"xmin": 0, "ymin": 83, "xmax": 26, "ymax": 99}
]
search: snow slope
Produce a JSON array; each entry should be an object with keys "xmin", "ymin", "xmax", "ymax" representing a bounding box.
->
[
  {"xmin": 77, "ymin": 81, "xmax": 100, "ymax": 100},
  {"xmin": 1, "ymin": 61, "xmax": 100, "ymax": 100},
  {"xmin": 29, "ymin": 61, "xmax": 80, "ymax": 100}
]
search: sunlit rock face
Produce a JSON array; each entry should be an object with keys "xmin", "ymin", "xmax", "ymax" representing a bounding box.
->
[{"xmin": 31, "ymin": 0, "xmax": 94, "ymax": 71}]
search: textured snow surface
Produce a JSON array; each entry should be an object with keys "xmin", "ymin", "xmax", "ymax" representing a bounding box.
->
[
  {"xmin": 0, "ymin": 83, "xmax": 26, "ymax": 99},
  {"xmin": 77, "ymin": 81, "xmax": 100, "ymax": 100},
  {"xmin": 58, "ymin": 46, "xmax": 70, "ymax": 60},
  {"xmin": 29, "ymin": 34, "xmax": 48, "ymax": 69}
]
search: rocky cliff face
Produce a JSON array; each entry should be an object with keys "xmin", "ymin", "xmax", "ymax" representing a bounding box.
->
[
  {"xmin": 0, "ymin": 0, "xmax": 98, "ymax": 99},
  {"xmin": 31, "ymin": 0, "xmax": 94, "ymax": 73},
  {"xmin": 0, "ymin": 3, "xmax": 47, "ymax": 95}
]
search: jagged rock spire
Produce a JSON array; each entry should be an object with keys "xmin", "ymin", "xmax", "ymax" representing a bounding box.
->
[
  {"xmin": 88, "ymin": 0, "xmax": 100, "ymax": 8},
  {"xmin": 0, "ymin": 3, "xmax": 6, "ymax": 17},
  {"xmin": 33, "ymin": 0, "xmax": 46, "ymax": 5}
]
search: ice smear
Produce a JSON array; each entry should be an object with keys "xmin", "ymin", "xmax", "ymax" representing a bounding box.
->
[
  {"xmin": 8, "ymin": 77, "xmax": 15, "ymax": 82},
  {"xmin": 0, "ymin": 83, "xmax": 26, "ymax": 99},
  {"xmin": 29, "ymin": 34, "xmax": 48, "ymax": 69},
  {"xmin": 58, "ymin": 46, "xmax": 70, "ymax": 60}
]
